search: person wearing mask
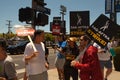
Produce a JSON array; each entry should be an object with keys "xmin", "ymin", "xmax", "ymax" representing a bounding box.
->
[
  {"xmin": 0, "ymin": 39, "xmax": 18, "ymax": 80},
  {"xmin": 24, "ymin": 30, "xmax": 49, "ymax": 80},
  {"xmin": 71, "ymin": 35, "xmax": 103, "ymax": 80},
  {"xmin": 54, "ymin": 35, "xmax": 67, "ymax": 80}
]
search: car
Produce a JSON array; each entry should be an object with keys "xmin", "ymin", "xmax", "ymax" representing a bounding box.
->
[
  {"xmin": 7, "ymin": 45, "xmax": 17, "ymax": 55},
  {"xmin": 16, "ymin": 41, "xmax": 29, "ymax": 54},
  {"xmin": 7, "ymin": 41, "xmax": 29, "ymax": 55}
]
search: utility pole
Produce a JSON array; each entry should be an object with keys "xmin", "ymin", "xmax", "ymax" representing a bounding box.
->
[
  {"xmin": 60, "ymin": 5, "xmax": 66, "ymax": 35},
  {"xmin": 6, "ymin": 20, "xmax": 12, "ymax": 34}
]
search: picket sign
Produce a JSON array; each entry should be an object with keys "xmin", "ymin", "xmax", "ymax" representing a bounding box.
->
[
  {"xmin": 27, "ymin": 35, "xmax": 37, "ymax": 52},
  {"xmin": 14, "ymin": 25, "xmax": 37, "ymax": 52}
]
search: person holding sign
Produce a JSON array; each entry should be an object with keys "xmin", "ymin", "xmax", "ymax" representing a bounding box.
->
[
  {"xmin": 71, "ymin": 35, "xmax": 103, "ymax": 80},
  {"xmin": 24, "ymin": 30, "xmax": 49, "ymax": 80}
]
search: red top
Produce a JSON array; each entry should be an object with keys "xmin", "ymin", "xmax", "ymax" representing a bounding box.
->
[{"xmin": 75, "ymin": 46, "xmax": 103, "ymax": 80}]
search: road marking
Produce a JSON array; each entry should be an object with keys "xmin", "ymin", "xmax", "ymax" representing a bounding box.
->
[
  {"xmin": 15, "ymin": 63, "xmax": 19, "ymax": 67},
  {"xmin": 19, "ymin": 79, "xmax": 23, "ymax": 80},
  {"xmin": 17, "ymin": 68, "xmax": 25, "ymax": 74}
]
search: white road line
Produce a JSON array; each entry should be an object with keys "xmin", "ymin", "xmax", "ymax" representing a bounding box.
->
[
  {"xmin": 16, "ymin": 68, "xmax": 25, "ymax": 74},
  {"xmin": 15, "ymin": 63, "xmax": 19, "ymax": 67}
]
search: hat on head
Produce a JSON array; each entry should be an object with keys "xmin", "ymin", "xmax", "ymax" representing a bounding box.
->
[{"xmin": 67, "ymin": 37, "xmax": 77, "ymax": 42}]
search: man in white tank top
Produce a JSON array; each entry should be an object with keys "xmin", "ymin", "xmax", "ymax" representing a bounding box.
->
[{"xmin": 24, "ymin": 30, "xmax": 49, "ymax": 80}]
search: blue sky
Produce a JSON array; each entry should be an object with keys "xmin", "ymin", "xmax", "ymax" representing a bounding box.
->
[{"xmin": 0, "ymin": 0, "xmax": 120, "ymax": 34}]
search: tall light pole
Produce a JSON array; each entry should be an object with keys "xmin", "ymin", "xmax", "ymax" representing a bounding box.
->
[{"xmin": 60, "ymin": 5, "xmax": 66, "ymax": 35}]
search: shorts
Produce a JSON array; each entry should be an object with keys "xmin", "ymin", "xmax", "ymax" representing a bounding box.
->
[
  {"xmin": 99, "ymin": 60, "xmax": 112, "ymax": 69},
  {"xmin": 28, "ymin": 71, "xmax": 48, "ymax": 80},
  {"xmin": 54, "ymin": 57, "xmax": 65, "ymax": 69}
]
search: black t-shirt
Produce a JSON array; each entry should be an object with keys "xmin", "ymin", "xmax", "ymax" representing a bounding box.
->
[{"xmin": 63, "ymin": 45, "xmax": 79, "ymax": 68}]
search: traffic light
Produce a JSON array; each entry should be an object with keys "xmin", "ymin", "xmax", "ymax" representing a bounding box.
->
[
  {"xmin": 19, "ymin": 8, "xmax": 26, "ymax": 22},
  {"xmin": 25, "ymin": 7, "xmax": 35, "ymax": 21},
  {"xmin": 19, "ymin": 7, "xmax": 35, "ymax": 22},
  {"xmin": 35, "ymin": 13, "xmax": 48, "ymax": 26}
]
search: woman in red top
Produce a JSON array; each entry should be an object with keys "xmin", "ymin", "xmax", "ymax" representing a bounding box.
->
[{"xmin": 71, "ymin": 35, "xmax": 103, "ymax": 80}]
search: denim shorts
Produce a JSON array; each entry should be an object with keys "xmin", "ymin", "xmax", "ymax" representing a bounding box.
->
[
  {"xmin": 99, "ymin": 60, "xmax": 112, "ymax": 69},
  {"xmin": 54, "ymin": 57, "xmax": 65, "ymax": 69}
]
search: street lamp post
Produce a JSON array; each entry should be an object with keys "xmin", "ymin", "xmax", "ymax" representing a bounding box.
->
[{"xmin": 60, "ymin": 5, "xmax": 66, "ymax": 35}]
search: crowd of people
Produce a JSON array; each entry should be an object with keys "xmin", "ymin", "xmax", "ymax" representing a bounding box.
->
[{"xmin": 0, "ymin": 29, "xmax": 118, "ymax": 80}]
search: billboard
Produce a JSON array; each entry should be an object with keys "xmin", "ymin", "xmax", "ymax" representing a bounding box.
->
[
  {"xmin": 70, "ymin": 11, "xmax": 90, "ymax": 37},
  {"xmin": 52, "ymin": 24, "xmax": 61, "ymax": 35},
  {"xmin": 115, "ymin": 0, "xmax": 120, "ymax": 12},
  {"xmin": 86, "ymin": 14, "xmax": 119, "ymax": 48},
  {"xmin": 105, "ymin": 0, "xmax": 114, "ymax": 14}
]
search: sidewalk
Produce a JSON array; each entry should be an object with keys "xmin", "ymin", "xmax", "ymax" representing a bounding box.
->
[{"xmin": 48, "ymin": 68, "xmax": 120, "ymax": 80}]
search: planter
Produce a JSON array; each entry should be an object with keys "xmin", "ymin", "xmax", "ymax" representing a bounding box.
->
[{"xmin": 113, "ymin": 47, "xmax": 120, "ymax": 71}]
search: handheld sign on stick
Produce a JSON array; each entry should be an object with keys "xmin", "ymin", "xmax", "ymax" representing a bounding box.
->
[
  {"xmin": 75, "ymin": 14, "xmax": 119, "ymax": 61},
  {"xmin": 14, "ymin": 25, "xmax": 37, "ymax": 52}
]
